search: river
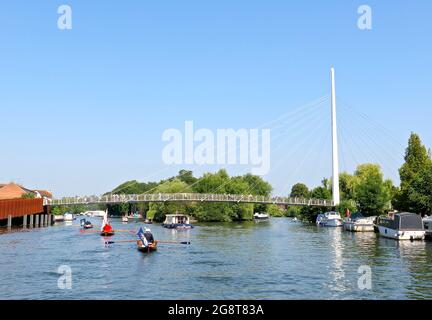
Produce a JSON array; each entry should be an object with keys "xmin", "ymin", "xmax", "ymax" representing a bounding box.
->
[{"xmin": 1, "ymin": 217, "xmax": 432, "ymax": 300}]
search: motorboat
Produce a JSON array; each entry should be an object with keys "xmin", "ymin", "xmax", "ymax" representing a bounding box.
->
[
  {"xmin": 122, "ymin": 216, "xmax": 129, "ymax": 223},
  {"xmin": 423, "ymin": 216, "xmax": 432, "ymax": 240},
  {"xmin": 343, "ymin": 213, "xmax": 376, "ymax": 232},
  {"xmin": 316, "ymin": 211, "xmax": 343, "ymax": 227},
  {"xmin": 162, "ymin": 214, "xmax": 194, "ymax": 230},
  {"xmin": 64, "ymin": 213, "xmax": 75, "ymax": 222},
  {"xmin": 254, "ymin": 213, "xmax": 270, "ymax": 220},
  {"xmin": 53, "ymin": 215, "xmax": 65, "ymax": 222},
  {"xmin": 376, "ymin": 212, "xmax": 425, "ymax": 240}
]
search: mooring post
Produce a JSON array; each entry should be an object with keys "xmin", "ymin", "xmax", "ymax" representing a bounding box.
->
[
  {"xmin": 29, "ymin": 214, "xmax": 34, "ymax": 228},
  {"xmin": 23, "ymin": 215, "xmax": 27, "ymax": 228},
  {"xmin": 43, "ymin": 214, "xmax": 47, "ymax": 226},
  {"xmin": 7, "ymin": 214, "xmax": 12, "ymax": 229},
  {"xmin": 35, "ymin": 214, "xmax": 40, "ymax": 227}
]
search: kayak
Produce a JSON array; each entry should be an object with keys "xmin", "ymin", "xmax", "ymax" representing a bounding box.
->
[
  {"xmin": 136, "ymin": 240, "xmax": 158, "ymax": 253},
  {"xmin": 83, "ymin": 224, "xmax": 93, "ymax": 229}
]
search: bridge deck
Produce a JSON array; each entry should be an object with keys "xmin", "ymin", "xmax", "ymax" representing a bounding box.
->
[{"xmin": 47, "ymin": 193, "xmax": 334, "ymax": 207}]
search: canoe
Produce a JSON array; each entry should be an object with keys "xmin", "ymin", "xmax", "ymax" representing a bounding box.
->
[
  {"xmin": 136, "ymin": 240, "xmax": 158, "ymax": 253},
  {"xmin": 100, "ymin": 231, "xmax": 115, "ymax": 237}
]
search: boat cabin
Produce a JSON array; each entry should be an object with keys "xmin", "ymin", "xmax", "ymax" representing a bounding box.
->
[
  {"xmin": 163, "ymin": 214, "xmax": 190, "ymax": 225},
  {"xmin": 377, "ymin": 212, "xmax": 424, "ymax": 231}
]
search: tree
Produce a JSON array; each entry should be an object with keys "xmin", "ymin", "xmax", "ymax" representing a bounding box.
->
[
  {"xmin": 290, "ymin": 183, "xmax": 309, "ymax": 198},
  {"xmin": 352, "ymin": 164, "xmax": 393, "ymax": 216},
  {"xmin": 396, "ymin": 133, "xmax": 432, "ymax": 214}
]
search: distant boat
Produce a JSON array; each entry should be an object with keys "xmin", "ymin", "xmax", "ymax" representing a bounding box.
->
[
  {"xmin": 376, "ymin": 212, "xmax": 425, "ymax": 240},
  {"xmin": 53, "ymin": 215, "xmax": 65, "ymax": 222},
  {"xmin": 343, "ymin": 213, "xmax": 375, "ymax": 232},
  {"xmin": 316, "ymin": 211, "xmax": 343, "ymax": 227},
  {"xmin": 254, "ymin": 213, "xmax": 270, "ymax": 220},
  {"xmin": 122, "ymin": 216, "xmax": 129, "ymax": 223},
  {"xmin": 162, "ymin": 214, "xmax": 194, "ymax": 230},
  {"xmin": 64, "ymin": 213, "xmax": 75, "ymax": 222}
]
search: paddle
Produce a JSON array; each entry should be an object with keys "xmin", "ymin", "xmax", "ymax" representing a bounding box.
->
[
  {"xmin": 80, "ymin": 229, "xmax": 134, "ymax": 234},
  {"xmin": 105, "ymin": 240, "xmax": 191, "ymax": 245}
]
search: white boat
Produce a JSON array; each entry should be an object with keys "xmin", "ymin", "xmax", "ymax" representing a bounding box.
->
[
  {"xmin": 423, "ymin": 216, "xmax": 432, "ymax": 240},
  {"xmin": 53, "ymin": 215, "xmax": 65, "ymax": 222},
  {"xmin": 122, "ymin": 216, "xmax": 129, "ymax": 223},
  {"xmin": 377, "ymin": 212, "xmax": 425, "ymax": 240},
  {"xmin": 343, "ymin": 213, "xmax": 376, "ymax": 232},
  {"xmin": 316, "ymin": 211, "xmax": 343, "ymax": 227},
  {"xmin": 162, "ymin": 214, "xmax": 194, "ymax": 230},
  {"xmin": 63, "ymin": 213, "xmax": 75, "ymax": 221},
  {"xmin": 254, "ymin": 213, "xmax": 270, "ymax": 220}
]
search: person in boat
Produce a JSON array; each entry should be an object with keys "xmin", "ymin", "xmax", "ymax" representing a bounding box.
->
[
  {"xmin": 102, "ymin": 223, "xmax": 113, "ymax": 233},
  {"xmin": 144, "ymin": 228, "xmax": 154, "ymax": 244}
]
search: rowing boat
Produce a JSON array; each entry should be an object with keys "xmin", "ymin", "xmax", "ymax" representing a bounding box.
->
[
  {"xmin": 136, "ymin": 240, "xmax": 158, "ymax": 253},
  {"xmin": 100, "ymin": 231, "xmax": 115, "ymax": 237}
]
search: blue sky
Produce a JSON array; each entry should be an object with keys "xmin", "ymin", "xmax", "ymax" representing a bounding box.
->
[{"xmin": 0, "ymin": 1, "xmax": 431, "ymax": 196}]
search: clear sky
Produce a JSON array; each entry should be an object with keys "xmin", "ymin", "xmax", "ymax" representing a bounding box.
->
[{"xmin": 1, "ymin": 1, "xmax": 431, "ymax": 197}]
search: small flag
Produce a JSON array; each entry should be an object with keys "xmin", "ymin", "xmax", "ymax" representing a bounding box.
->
[{"xmin": 137, "ymin": 227, "xmax": 148, "ymax": 247}]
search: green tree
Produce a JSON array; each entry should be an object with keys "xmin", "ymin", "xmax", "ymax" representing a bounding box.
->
[
  {"xmin": 290, "ymin": 183, "xmax": 309, "ymax": 198},
  {"xmin": 396, "ymin": 133, "xmax": 432, "ymax": 214},
  {"xmin": 352, "ymin": 164, "xmax": 393, "ymax": 216}
]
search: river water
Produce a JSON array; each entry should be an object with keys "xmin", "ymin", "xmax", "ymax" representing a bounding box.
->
[{"xmin": 1, "ymin": 217, "xmax": 432, "ymax": 300}]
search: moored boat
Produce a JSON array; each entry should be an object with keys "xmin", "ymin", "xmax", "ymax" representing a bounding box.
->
[
  {"xmin": 423, "ymin": 216, "xmax": 432, "ymax": 240},
  {"xmin": 343, "ymin": 213, "xmax": 376, "ymax": 232},
  {"xmin": 162, "ymin": 214, "xmax": 194, "ymax": 230},
  {"xmin": 122, "ymin": 216, "xmax": 129, "ymax": 223},
  {"xmin": 376, "ymin": 212, "xmax": 425, "ymax": 240},
  {"xmin": 316, "ymin": 211, "xmax": 343, "ymax": 227}
]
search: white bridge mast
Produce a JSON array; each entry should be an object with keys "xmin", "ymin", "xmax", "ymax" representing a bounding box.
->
[{"xmin": 331, "ymin": 67, "xmax": 340, "ymax": 206}]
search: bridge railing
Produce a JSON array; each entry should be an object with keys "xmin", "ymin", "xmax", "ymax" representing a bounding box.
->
[{"xmin": 48, "ymin": 193, "xmax": 334, "ymax": 207}]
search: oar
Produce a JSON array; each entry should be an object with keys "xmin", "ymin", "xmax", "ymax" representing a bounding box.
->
[
  {"xmin": 80, "ymin": 229, "xmax": 134, "ymax": 234},
  {"xmin": 105, "ymin": 240, "xmax": 191, "ymax": 245}
]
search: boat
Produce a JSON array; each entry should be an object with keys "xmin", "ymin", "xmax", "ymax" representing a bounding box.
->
[
  {"xmin": 376, "ymin": 212, "xmax": 425, "ymax": 240},
  {"xmin": 423, "ymin": 216, "xmax": 432, "ymax": 240},
  {"xmin": 136, "ymin": 240, "xmax": 158, "ymax": 253},
  {"xmin": 64, "ymin": 213, "xmax": 75, "ymax": 221},
  {"xmin": 343, "ymin": 213, "xmax": 376, "ymax": 232},
  {"xmin": 126, "ymin": 213, "xmax": 144, "ymax": 220},
  {"xmin": 122, "ymin": 216, "xmax": 129, "ymax": 223},
  {"xmin": 53, "ymin": 215, "xmax": 65, "ymax": 222},
  {"xmin": 316, "ymin": 211, "xmax": 343, "ymax": 227},
  {"xmin": 83, "ymin": 221, "xmax": 93, "ymax": 229},
  {"xmin": 162, "ymin": 214, "xmax": 194, "ymax": 230},
  {"xmin": 100, "ymin": 210, "xmax": 115, "ymax": 236},
  {"xmin": 254, "ymin": 213, "xmax": 270, "ymax": 220}
]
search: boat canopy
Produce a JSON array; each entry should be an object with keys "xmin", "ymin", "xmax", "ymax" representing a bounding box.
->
[{"xmin": 379, "ymin": 213, "xmax": 423, "ymax": 231}]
